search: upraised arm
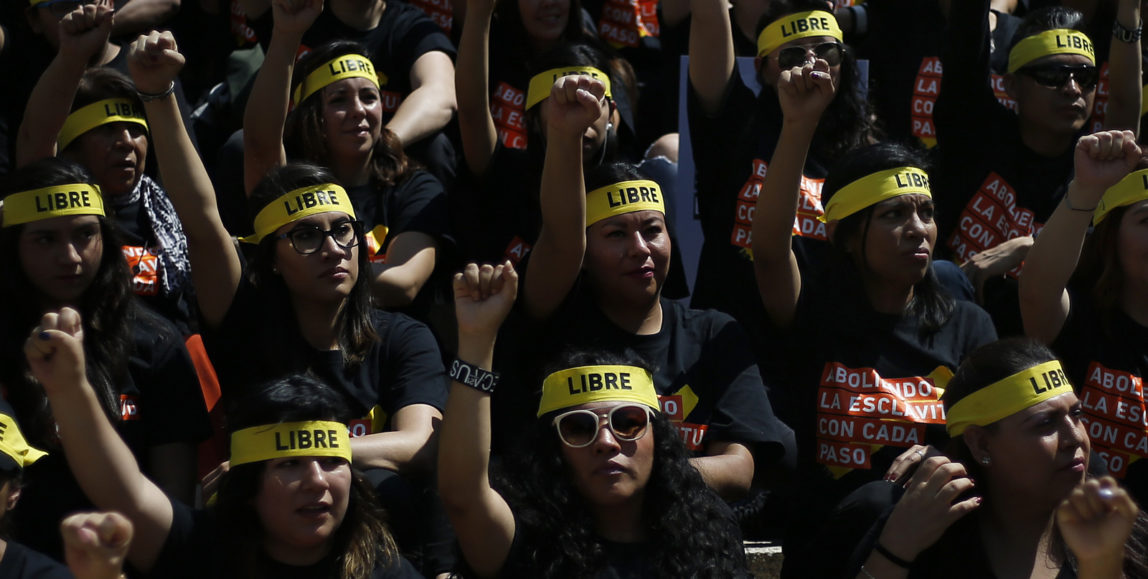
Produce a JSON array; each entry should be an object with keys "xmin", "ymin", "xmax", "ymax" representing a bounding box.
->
[
  {"xmin": 25, "ymin": 309, "xmax": 173, "ymax": 573},
  {"xmin": 16, "ymin": 1, "xmax": 113, "ymax": 166},
  {"xmin": 1100, "ymin": 0, "xmax": 1142, "ymax": 135},
  {"xmin": 438, "ymin": 262, "xmax": 519, "ymax": 579},
  {"xmin": 520, "ymin": 75, "xmax": 606, "ymax": 320},
  {"xmin": 455, "ymin": 0, "xmax": 498, "ymax": 175},
  {"xmin": 687, "ymin": 0, "xmax": 735, "ymax": 116},
  {"xmin": 1019, "ymin": 130, "xmax": 1140, "ymax": 343},
  {"xmin": 62, "ymin": 512, "xmax": 133, "ymax": 579},
  {"xmin": 751, "ymin": 60, "xmax": 835, "ymax": 329},
  {"xmin": 128, "ymin": 32, "xmax": 241, "ymax": 328},
  {"xmin": 242, "ymin": 0, "xmax": 322, "ymax": 194}
]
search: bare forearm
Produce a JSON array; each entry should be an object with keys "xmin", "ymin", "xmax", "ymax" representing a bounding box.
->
[
  {"xmin": 111, "ymin": 0, "xmax": 181, "ymax": 36},
  {"xmin": 387, "ymin": 83, "xmax": 456, "ymax": 146},
  {"xmin": 688, "ymin": 442, "xmax": 754, "ymax": 499},
  {"xmin": 688, "ymin": 0, "xmax": 735, "ymax": 114},
  {"xmin": 1102, "ymin": 0, "xmax": 1142, "ymax": 135},
  {"xmin": 16, "ymin": 55, "xmax": 85, "ymax": 165},
  {"xmin": 523, "ymin": 135, "xmax": 585, "ymax": 319},
  {"xmin": 349, "ymin": 430, "xmax": 435, "ymax": 473},
  {"xmin": 242, "ymin": 25, "xmax": 298, "ymax": 193},
  {"xmin": 456, "ymin": 4, "xmax": 497, "ymax": 174}
]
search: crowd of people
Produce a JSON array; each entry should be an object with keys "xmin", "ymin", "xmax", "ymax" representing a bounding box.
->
[{"xmin": 0, "ymin": 0, "xmax": 1146, "ymax": 576}]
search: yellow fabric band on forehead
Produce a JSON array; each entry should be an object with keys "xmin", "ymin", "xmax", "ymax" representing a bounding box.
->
[
  {"xmin": 1008, "ymin": 29, "xmax": 1095, "ymax": 73},
  {"xmin": 586, "ymin": 179, "xmax": 665, "ymax": 227},
  {"xmin": 757, "ymin": 10, "xmax": 843, "ymax": 58},
  {"xmin": 2, "ymin": 183, "xmax": 105, "ymax": 227},
  {"xmin": 1095, "ymin": 168, "xmax": 1148, "ymax": 224},
  {"xmin": 240, "ymin": 183, "xmax": 356, "ymax": 244},
  {"xmin": 0, "ymin": 414, "xmax": 46, "ymax": 469},
  {"xmin": 538, "ymin": 365, "xmax": 659, "ymax": 417},
  {"xmin": 525, "ymin": 66, "xmax": 613, "ymax": 111},
  {"xmin": 947, "ymin": 360, "xmax": 1073, "ymax": 436},
  {"xmin": 58, "ymin": 99, "xmax": 148, "ymax": 152},
  {"xmin": 230, "ymin": 420, "xmax": 352, "ymax": 467},
  {"xmin": 821, "ymin": 166, "xmax": 931, "ymax": 223},
  {"xmin": 293, "ymin": 54, "xmax": 381, "ymax": 105}
]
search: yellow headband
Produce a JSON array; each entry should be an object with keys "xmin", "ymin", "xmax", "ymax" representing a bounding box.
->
[
  {"xmin": 230, "ymin": 420, "xmax": 352, "ymax": 467},
  {"xmin": 757, "ymin": 10, "xmax": 843, "ymax": 58},
  {"xmin": 947, "ymin": 360, "xmax": 1073, "ymax": 436},
  {"xmin": 58, "ymin": 99, "xmax": 148, "ymax": 152},
  {"xmin": 1094, "ymin": 168, "xmax": 1148, "ymax": 224},
  {"xmin": 586, "ymin": 179, "xmax": 665, "ymax": 226},
  {"xmin": 525, "ymin": 66, "xmax": 612, "ymax": 111},
  {"xmin": 821, "ymin": 166, "xmax": 931, "ymax": 223},
  {"xmin": 538, "ymin": 365, "xmax": 659, "ymax": 417},
  {"xmin": 0, "ymin": 414, "xmax": 46, "ymax": 470},
  {"xmin": 1008, "ymin": 29, "xmax": 1095, "ymax": 73},
  {"xmin": 2, "ymin": 183, "xmax": 104, "ymax": 227},
  {"xmin": 240, "ymin": 183, "xmax": 355, "ymax": 244},
  {"xmin": 292, "ymin": 54, "xmax": 380, "ymax": 105}
]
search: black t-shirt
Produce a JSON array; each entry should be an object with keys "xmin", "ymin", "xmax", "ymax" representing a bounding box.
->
[
  {"xmin": 858, "ymin": 0, "xmax": 1019, "ymax": 147},
  {"xmin": 495, "ymin": 287, "xmax": 792, "ymax": 461},
  {"xmin": 251, "ymin": 2, "xmax": 456, "ymax": 125},
  {"xmin": 0, "ymin": 542, "xmax": 72, "ymax": 579},
  {"xmin": 766, "ymin": 265, "xmax": 997, "ymax": 503},
  {"xmin": 149, "ymin": 499, "xmax": 423, "ymax": 579},
  {"xmin": 12, "ymin": 313, "xmax": 211, "ymax": 561},
  {"xmin": 203, "ymin": 277, "xmax": 447, "ymax": 435},
  {"xmin": 347, "ymin": 169, "xmax": 452, "ymax": 260},
  {"xmin": 687, "ymin": 70, "xmax": 832, "ymax": 371},
  {"xmin": 1053, "ymin": 295, "xmax": 1148, "ymax": 504},
  {"xmin": 498, "ymin": 525, "xmax": 657, "ymax": 578}
]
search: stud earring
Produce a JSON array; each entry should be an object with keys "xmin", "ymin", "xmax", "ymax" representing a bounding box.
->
[{"xmin": 980, "ymin": 456, "xmax": 991, "ymax": 466}]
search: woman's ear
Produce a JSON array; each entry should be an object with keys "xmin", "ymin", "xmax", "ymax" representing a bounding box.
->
[{"xmin": 963, "ymin": 425, "xmax": 992, "ymax": 465}]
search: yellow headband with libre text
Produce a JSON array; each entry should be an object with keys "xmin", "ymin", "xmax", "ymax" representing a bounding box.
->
[
  {"xmin": 2, "ymin": 183, "xmax": 104, "ymax": 227},
  {"xmin": 525, "ymin": 66, "xmax": 612, "ymax": 111},
  {"xmin": 757, "ymin": 10, "xmax": 843, "ymax": 58},
  {"xmin": 230, "ymin": 420, "xmax": 352, "ymax": 467},
  {"xmin": 0, "ymin": 414, "xmax": 47, "ymax": 469},
  {"xmin": 240, "ymin": 183, "xmax": 355, "ymax": 244},
  {"xmin": 1094, "ymin": 168, "xmax": 1148, "ymax": 224},
  {"xmin": 1008, "ymin": 29, "xmax": 1095, "ymax": 73},
  {"xmin": 538, "ymin": 365, "xmax": 660, "ymax": 417},
  {"xmin": 292, "ymin": 54, "xmax": 381, "ymax": 105},
  {"xmin": 586, "ymin": 179, "xmax": 665, "ymax": 226},
  {"xmin": 58, "ymin": 99, "xmax": 148, "ymax": 152},
  {"xmin": 821, "ymin": 166, "xmax": 931, "ymax": 223},
  {"xmin": 946, "ymin": 360, "xmax": 1073, "ymax": 436}
]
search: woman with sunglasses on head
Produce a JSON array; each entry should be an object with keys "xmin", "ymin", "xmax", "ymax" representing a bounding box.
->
[
  {"xmin": 0, "ymin": 153, "xmax": 209, "ymax": 561},
  {"xmin": 932, "ymin": 0, "xmax": 1140, "ymax": 335},
  {"xmin": 752, "ymin": 59, "xmax": 998, "ymax": 577},
  {"xmin": 852, "ymin": 338, "xmax": 1148, "ymax": 579},
  {"xmin": 511, "ymin": 75, "xmax": 793, "ymax": 502},
  {"xmin": 686, "ymin": 0, "xmax": 877, "ymax": 386},
  {"xmin": 1019, "ymin": 129, "xmax": 1148, "ymax": 504},
  {"xmin": 244, "ymin": 0, "xmax": 451, "ymax": 314},
  {"xmin": 439, "ymin": 261, "xmax": 749, "ymax": 578},
  {"xmin": 24, "ymin": 310, "xmax": 422, "ymax": 578},
  {"xmin": 128, "ymin": 28, "xmax": 447, "ymax": 542}
]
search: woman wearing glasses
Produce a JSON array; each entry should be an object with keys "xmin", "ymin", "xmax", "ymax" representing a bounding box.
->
[
  {"xmin": 931, "ymin": 0, "xmax": 1140, "ymax": 334},
  {"xmin": 686, "ymin": 0, "xmax": 877, "ymax": 384},
  {"xmin": 439, "ymin": 262, "xmax": 749, "ymax": 578},
  {"xmin": 127, "ymin": 32, "xmax": 446, "ymax": 502}
]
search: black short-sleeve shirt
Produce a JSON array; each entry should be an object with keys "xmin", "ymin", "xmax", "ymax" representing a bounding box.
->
[
  {"xmin": 0, "ymin": 541, "xmax": 73, "ymax": 579},
  {"xmin": 203, "ymin": 277, "xmax": 447, "ymax": 434},
  {"xmin": 347, "ymin": 169, "xmax": 452, "ymax": 259}
]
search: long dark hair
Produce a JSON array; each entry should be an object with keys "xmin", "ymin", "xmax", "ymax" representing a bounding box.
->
[
  {"xmin": 490, "ymin": 350, "xmax": 746, "ymax": 577},
  {"xmin": 247, "ymin": 163, "xmax": 379, "ymax": 367},
  {"xmin": 493, "ymin": 0, "xmax": 588, "ymax": 51},
  {"xmin": 285, "ymin": 40, "xmax": 414, "ymax": 189},
  {"xmin": 820, "ymin": 143, "xmax": 954, "ymax": 333},
  {"xmin": 941, "ymin": 338, "xmax": 1148, "ymax": 577},
  {"xmin": 758, "ymin": 0, "xmax": 877, "ymax": 158},
  {"xmin": 217, "ymin": 373, "xmax": 398, "ymax": 578},
  {"xmin": 0, "ymin": 158, "xmax": 135, "ymax": 447}
]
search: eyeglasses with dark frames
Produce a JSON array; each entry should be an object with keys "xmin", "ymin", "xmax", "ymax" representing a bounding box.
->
[
  {"xmin": 277, "ymin": 219, "xmax": 363, "ymax": 255},
  {"xmin": 775, "ymin": 42, "xmax": 845, "ymax": 70}
]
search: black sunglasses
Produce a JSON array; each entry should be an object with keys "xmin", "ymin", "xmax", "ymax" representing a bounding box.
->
[
  {"xmin": 776, "ymin": 42, "xmax": 845, "ymax": 70},
  {"xmin": 1018, "ymin": 64, "xmax": 1099, "ymax": 91},
  {"xmin": 277, "ymin": 220, "xmax": 363, "ymax": 255}
]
